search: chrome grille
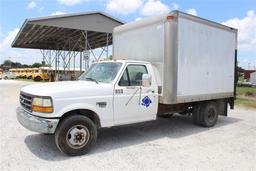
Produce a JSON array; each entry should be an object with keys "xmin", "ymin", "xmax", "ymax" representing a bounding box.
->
[{"xmin": 20, "ymin": 92, "xmax": 33, "ymax": 111}]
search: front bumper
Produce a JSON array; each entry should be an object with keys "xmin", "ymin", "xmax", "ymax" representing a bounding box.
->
[{"xmin": 16, "ymin": 107, "xmax": 59, "ymax": 134}]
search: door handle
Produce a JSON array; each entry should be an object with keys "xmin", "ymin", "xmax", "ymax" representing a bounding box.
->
[{"xmin": 127, "ymin": 86, "xmax": 136, "ymax": 89}]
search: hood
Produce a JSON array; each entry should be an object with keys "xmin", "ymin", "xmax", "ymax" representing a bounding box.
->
[{"xmin": 21, "ymin": 81, "xmax": 113, "ymax": 98}]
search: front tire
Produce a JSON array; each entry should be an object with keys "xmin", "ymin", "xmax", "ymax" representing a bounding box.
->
[
  {"xmin": 34, "ymin": 76, "xmax": 42, "ymax": 81},
  {"xmin": 55, "ymin": 115, "xmax": 97, "ymax": 156}
]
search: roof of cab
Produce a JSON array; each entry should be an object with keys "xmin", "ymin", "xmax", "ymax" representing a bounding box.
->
[{"xmin": 98, "ymin": 60, "xmax": 151, "ymax": 64}]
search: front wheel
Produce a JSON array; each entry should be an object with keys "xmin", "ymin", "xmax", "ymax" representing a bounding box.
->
[
  {"xmin": 55, "ymin": 115, "xmax": 97, "ymax": 156},
  {"xmin": 34, "ymin": 76, "xmax": 42, "ymax": 81}
]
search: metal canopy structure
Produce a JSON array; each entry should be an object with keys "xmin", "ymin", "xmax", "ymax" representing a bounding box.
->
[
  {"xmin": 12, "ymin": 11, "xmax": 123, "ymax": 51},
  {"xmin": 11, "ymin": 12, "xmax": 124, "ymax": 80}
]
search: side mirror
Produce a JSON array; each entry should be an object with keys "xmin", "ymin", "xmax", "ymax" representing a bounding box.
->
[{"xmin": 142, "ymin": 74, "xmax": 151, "ymax": 87}]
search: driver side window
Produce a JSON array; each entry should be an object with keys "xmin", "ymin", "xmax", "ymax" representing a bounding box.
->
[{"xmin": 118, "ymin": 65, "xmax": 148, "ymax": 86}]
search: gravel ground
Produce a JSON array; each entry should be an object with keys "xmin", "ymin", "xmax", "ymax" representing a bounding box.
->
[{"xmin": 0, "ymin": 80, "xmax": 256, "ymax": 171}]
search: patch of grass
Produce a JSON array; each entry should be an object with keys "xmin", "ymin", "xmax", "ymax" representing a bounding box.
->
[
  {"xmin": 14, "ymin": 78, "xmax": 34, "ymax": 82},
  {"xmin": 14, "ymin": 78, "xmax": 47, "ymax": 82},
  {"xmin": 235, "ymin": 86, "xmax": 256, "ymax": 109},
  {"xmin": 236, "ymin": 87, "xmax": 256, "ymax": 95},
  {"xmin": 235, "ymin": 97, "xmax": 256, "ymax": 109}
]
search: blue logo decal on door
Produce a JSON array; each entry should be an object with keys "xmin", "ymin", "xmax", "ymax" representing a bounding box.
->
[{"xmin": 141, "ymin": 96, "xmax": 152, "ymax": 107}]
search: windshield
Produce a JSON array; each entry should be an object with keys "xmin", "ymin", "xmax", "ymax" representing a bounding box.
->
[{"xmin": 79, "ymin": 62, "xmax": 122, "ymax": 83}]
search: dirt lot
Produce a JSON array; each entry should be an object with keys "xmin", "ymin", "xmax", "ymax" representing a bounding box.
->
[{"xmin": 0, "ymin": 80, "xmax": 256, "ymax": 171}]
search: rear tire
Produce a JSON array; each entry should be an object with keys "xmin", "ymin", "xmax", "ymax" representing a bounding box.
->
[
  {"xmin": 55, "ymin": 115, "xmax": 97, "ymax": 156},
  {"xmin": 192, "ymin": 104, "xmax": 201, "ymax": 125},
  {"xmin": 199, "ymin": 101, "xmax": 219, "ymax": 127}
]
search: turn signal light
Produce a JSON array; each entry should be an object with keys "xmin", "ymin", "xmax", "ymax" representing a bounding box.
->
[{"xmin": 32, "ymin": 105, "xmax": 53, "ymax": 113}]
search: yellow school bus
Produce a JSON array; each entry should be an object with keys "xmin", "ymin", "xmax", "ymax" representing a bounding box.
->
[
  {"xmin": 17, "ymin": 68, "xmax": 25, "ymax": 78},
  {"xmin": 19, "ymin": 68, "xmax": 28, "ymax": 78},
  {"xmin": 32, "ymin": 67, "xmax": 50, "ymax": 81},
  {"xmin": 24, "ymin": 68, "xmax": 32, "ymax": 78},
  {"xmin": 29, "ymin": 68, "xmax": 39, "ymax": 79}
]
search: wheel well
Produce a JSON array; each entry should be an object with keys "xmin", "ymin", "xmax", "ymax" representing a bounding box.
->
[{"xmin": 61, "ymin": 109, "xmax": 101, "ymax": 128}]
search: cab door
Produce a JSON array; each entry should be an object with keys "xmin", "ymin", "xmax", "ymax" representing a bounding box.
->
[{"xmin": 114, "ymin": 64, "xmax": 158, "ymax": 125}]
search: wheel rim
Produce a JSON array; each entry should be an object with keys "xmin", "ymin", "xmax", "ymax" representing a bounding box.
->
[
  {"xmin": 207, "ymin": 108, "xmax": 216, "ymax": 123},
  {"xmin": 66, "ymin": 125, "xmax": 90, "ymax": 149}
]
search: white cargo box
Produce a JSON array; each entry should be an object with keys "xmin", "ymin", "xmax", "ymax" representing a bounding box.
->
[{"xmin": 113, "ymin": 11, "xmax": 237, "ymax": 104}]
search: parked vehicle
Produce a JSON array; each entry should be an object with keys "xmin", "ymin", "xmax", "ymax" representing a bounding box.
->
[
  {"xmin": 24, "ymin": 68, "xmax": 33, "ymax": 79},
  {"xmin": 9, "ymin": 68, "xmax": 17, "ymax": 76},
  {"xmin": 32, "ymin": 67, "xmax": 50, "ymax": 81},
  {"xmin": 27, "ymin": 68, "xmax": 39, "ymax": 79},
  {"xmin": 2, "ymin": 71, "xmax": 16, "ymax": 79},
  {"xmin": 15, "ymin": 68, "xmax": 24, "ymax": 78},
  {"xmin": 16, "ymin": 11, "xmax": 237, "ymax": 156},
  {"xmin": 19, "ymin": 68, "xmax": 29, "ymax": 78}
]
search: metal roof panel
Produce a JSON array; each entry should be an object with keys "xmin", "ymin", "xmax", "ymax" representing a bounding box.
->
[{"xmin": 12, "ymin": 11, "xmax": 124, "ymax": 51}]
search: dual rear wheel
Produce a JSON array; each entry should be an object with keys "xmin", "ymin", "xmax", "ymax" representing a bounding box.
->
[{"xmin": 193, "ymin": 101, "xmax": 219, "ymax": 127}]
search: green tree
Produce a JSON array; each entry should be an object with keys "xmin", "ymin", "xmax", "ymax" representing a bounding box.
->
[
  {"xmin": 31, "ymin": 63, "xmax": 42, "ymax": 68},
  {"xmin": 2, "ymin": 59, "xmax": 12, "ymax": 66},
  {"xmin": 237, "ymin": 66, "xmax": 244, "ymax": 73}
]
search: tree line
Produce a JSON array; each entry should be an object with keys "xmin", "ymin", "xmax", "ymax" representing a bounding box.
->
[{"xmin": 0, "ymin": 60, "xmax": 44, "ymax": 69}]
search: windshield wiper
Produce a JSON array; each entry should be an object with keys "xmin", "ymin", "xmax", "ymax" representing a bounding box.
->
[{"xmin": 85, "ymin": 77, "xmax": 99, "ymax": 84}]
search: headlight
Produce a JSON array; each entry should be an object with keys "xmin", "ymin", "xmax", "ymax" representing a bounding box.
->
[{"xmin": 32, "ymin": 97, "xmax": 53, "ymax": 113}]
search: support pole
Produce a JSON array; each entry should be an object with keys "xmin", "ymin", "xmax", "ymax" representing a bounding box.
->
[
  {"xmin": 80, "ymin": 51, "xmax": 82, "ymax": 74},
  {"xmin": 84, "ymin": 31, "xmax": 89, "ymax": 70},
  {"xmin": 49, "ymin": 50, "xmax": 51, "ymax": 67},
  {"xmin": 55, "ymin": 50, "xmax": 58, "ymax": 81},
  {"xmin": 106, "ymin": 33, "xmax": 109, "ymax": 59}
]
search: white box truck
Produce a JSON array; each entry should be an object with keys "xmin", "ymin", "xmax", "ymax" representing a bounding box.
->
[{"xmin": 16, "ymin": 11, "xmax": 238, "ymax": 156}]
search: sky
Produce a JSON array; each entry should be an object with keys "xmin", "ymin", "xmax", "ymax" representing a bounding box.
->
[{"xmin": 0, "ymin": 0, "xmax": 255, "ymax": 69}]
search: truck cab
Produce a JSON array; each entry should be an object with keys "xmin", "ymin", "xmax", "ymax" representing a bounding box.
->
[{"xmin": 17, "ymin": 60, "xmax": 159, "ymax": 155}]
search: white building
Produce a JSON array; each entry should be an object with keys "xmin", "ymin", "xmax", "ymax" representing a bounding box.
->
[{"xmin": 250, "ymin": 72, "xmax": 256, "ymax": 85}]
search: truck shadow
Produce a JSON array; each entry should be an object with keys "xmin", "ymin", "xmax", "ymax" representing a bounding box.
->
[{"xmin": 24, "ymin": 115, "xmax": 241, "ymax": 161}]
